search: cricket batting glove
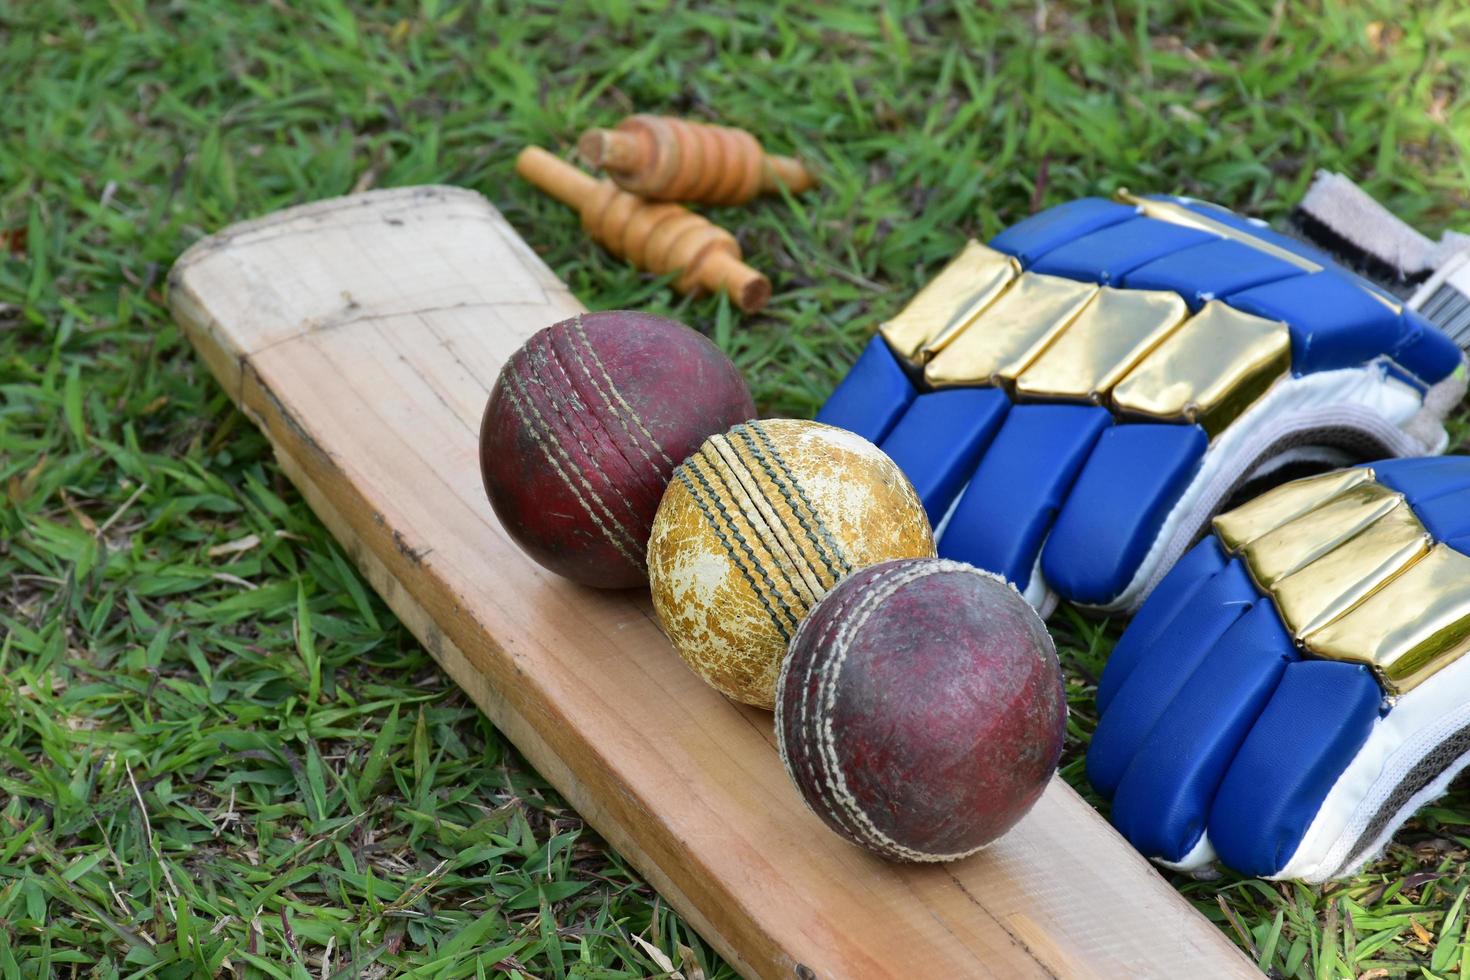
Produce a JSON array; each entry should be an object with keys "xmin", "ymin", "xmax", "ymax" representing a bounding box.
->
[
  {"xmin": 816, "ymin": 193, "xmax": 1466, "ymax": 615},
  {"xmin": 1088, "ymin": 457, "xmax": 1470, "ymax": 881}
]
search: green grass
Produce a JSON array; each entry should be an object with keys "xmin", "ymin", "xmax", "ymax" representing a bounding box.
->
[{"xmin": 3, "ymin": 0, "xmax": 1470, "ymax": 976}]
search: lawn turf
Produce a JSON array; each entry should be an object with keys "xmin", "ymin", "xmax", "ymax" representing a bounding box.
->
[{"xmin": 4, "ymin": 0, "xmax": 1470, "ymax": 976}]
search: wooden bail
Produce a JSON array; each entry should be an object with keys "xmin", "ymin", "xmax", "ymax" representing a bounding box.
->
[
  {"xmin": 577, "ymin": 115, "xmax": 816, "ymax": 205},
  {"xmin": 516, "ymin": 147, "xmax": 771, "ymax": 313}
]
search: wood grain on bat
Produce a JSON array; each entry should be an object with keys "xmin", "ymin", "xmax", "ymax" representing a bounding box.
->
[{"xmin": 168, "ymin": 184, "xmax": 1258, "ymax": 980}]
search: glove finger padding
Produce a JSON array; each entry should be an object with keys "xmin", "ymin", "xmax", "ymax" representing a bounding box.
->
[
  {"xmin": 817, "ymin": 194, "xmax": 1467, "ymax": 615},
  {"xmin": 1088, "ymin": 457, "xmax": 1470, "ymax": 881}
]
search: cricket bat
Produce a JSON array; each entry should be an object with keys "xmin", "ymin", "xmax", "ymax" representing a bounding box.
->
[{"xmin": 168, "ymin": 185, "xmax": 1257, "ymax": 979}]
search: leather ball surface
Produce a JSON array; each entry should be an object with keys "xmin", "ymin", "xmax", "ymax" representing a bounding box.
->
[
  {"xmin": 479, "ymin": 310, "xmax": 755, "ymax": 588},
  {"xmin": 648, "ymin": 419, "xmax": 935, "ymax": 708},
  {"xmin": 776, "ymin": 558, "xmax": 1065, "ymax": 861}
]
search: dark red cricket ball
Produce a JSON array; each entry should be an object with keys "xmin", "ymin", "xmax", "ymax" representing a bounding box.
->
[
  {"xmin": 479, "ymin": 310, "xmax": 755, "ymax": 588},
  {"xmin": 776, "ymin": 557, "xmax": 1065, "ymax": 861}
]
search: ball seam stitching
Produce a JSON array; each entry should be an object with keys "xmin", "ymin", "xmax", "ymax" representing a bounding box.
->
[
  {"xmin": 678, "ymin": 459, "xmax": 798, "ymax": 639},
  {"xmin": 809, "ymin": 563, "xmax": 906, "ymax": 853},
  {"xmin": 814, "ymin": 561, "xmax": 920, "ymax": 857},
  {"xmin": 729, "ymin": 424, "xmax": 842, "ymax": 592},
  {"xmin": 566, "ymin": 314, "xmax": 675, "ymax": 472},
  {"xmin": 742, "ymin": 421, "xmax": 851, "ymax": 581},
  {"xmin": 705, "ymin": 436, "xmax": 825, "ymax": 607},
  {"xmin": 519, "ymin": 352, "xmax": 649, "ymax": 541},
  {"xmin": 543, "ymin": 324, "xmax": 667, "ymax": 505},
  {"xmin": 698, "ymin": 443, "xmax": 816, "ymax": 619},
  {"xmin": 502, "ymin": 372, "xmax": 645, "ymax": 569},
  {"xmin": 791, "ymin": 566, "xmax": 876, "ymax": 837},
  {"xmin": 818, "ymin": 559, "xmax": 990, "ymax": 862}
]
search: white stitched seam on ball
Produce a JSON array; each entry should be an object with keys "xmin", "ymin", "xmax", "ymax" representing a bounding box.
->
[
  {"xmin": 706, "ymin": 436, "xmax": 826, "ymax": 604},
  {"xmin": 777, "ymin": 559, "xmax": 875, "ymax": 827},
  {"xmin": 801, "ymin": 561, "xmax": 905, "ymax": 841},
  {"xmin": 566, "ymin": 313, "xmax": 675, "ymax": 471},
  {"xmin": 815, "ymin": 561, "xmax": 970, "ymax": 860},
  {"xmin": 805, "ymin": 564, "xmax": 893, "ymax": 840},
  {"xmin": 518, "ymin": 355, "xmax": 650, "ymax": 534},
  {"xmin": 523, "ymin": 348, "xmax": 649, "ymax": 520},
  {"xmin": 816, "ymin": 559, "xmax": 992, "ymax": 862},
  {"xmin": 542, "ymin": 326, "xmax": 668, "ymax": 494},
  {"xmin": 809, "ymin": 562, "xmax": 1042, "ymax": 859},
  {"xmin": 792, "ymin": 566, "xmax": 870, "ymax": 807},
  {"xmin": 501, "ymin": 373, "xmax": 645, "ymax": 568},
  {"xmin": 520, "ymin": 370, "xmax": 646, "ymax": 549}
]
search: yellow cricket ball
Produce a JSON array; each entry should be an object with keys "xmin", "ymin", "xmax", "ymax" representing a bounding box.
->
[{"xmin": 648, "ymin": 418, "xmax": 936, "ymax": 708}]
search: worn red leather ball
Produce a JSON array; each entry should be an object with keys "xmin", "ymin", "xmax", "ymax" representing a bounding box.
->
[
  {"xmin": 479, "ymin": 311, "xmax": 755, "ymax": 588},
  {"xmin": 776, "ymin": 558, "xmax": 1065, "ymax": 861}
]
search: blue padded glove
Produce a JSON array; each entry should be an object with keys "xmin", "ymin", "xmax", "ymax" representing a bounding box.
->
[
  {"xmin": 1089, "ymin": 456, "xmax": 1470, "ymax": 881},
  {"xmin": 817, "ymin": 194, "xmax": 1466, "ymax": 615}
]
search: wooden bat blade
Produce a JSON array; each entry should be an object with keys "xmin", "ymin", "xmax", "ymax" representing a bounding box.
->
[{"xmin": 168, "ymin": 185, "xmax": 1256, "ymax": 979}]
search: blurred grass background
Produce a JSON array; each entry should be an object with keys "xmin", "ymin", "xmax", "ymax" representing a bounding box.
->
[{"xmin": 3, "ymin": 0, "xmax": 1470, "ymax": 976}]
